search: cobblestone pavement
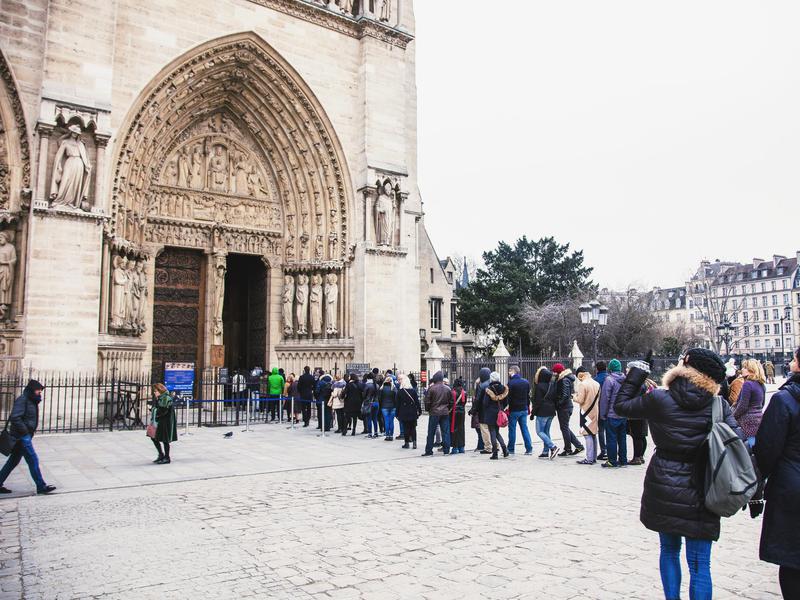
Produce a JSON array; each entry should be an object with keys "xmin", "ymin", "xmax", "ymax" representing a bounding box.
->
[{"xmin": 0, "ymin": 417, "xmax": 781, "ymax": 599}]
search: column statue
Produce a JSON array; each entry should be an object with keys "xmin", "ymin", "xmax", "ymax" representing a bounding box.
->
[
  {"xmin": 212, "ymin": 253, "xmax": 226, "ymax": 344},
  {"xmin": 324, "ymin": 273, "xmax": 339, "ymax": 336},
  {"xmin": 110, "ymin": 255, "xmax": 129, "ymax": 330},
  {"xmin": 282, "ymin": 275, "xmax": 295, "ymax": 336},
  {"xmin": 374, "ymin": 180, "xmax": 395, "ymax": 246},
  {"xmin": 135, "ymin": 261, "xmax": 148, "ymax": 334},
  {"xmin": 309, "ymin": 274, "xmax": 323, "ymax": 335},
  {"xmin": 124, "ymin": 259, "xmax": 137, "ymax": 330},
  {"xmin": 50, "ymin": 124, "xmax": 92, "ymax": 209},
  {"xmin": 0, "ymin": 233, "xmax": 16, "ymax": 319},
  {"xmin": 295, "ymin": 273, "xmax": 309, "ymax": 335}
]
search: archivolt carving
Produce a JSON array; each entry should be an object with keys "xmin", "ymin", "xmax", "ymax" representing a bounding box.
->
[
  {"xmin": 0, "ymin": 48, "xmax": 32, "ymax": 214},
  {"xmin": 110, "ymin": 33, "xmax": 352, "ymax": 265}
]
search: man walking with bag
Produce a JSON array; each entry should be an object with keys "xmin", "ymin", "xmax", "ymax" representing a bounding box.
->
[{"xmin": 0, "ymin": 379, "xmax": 56, "ymax": 495}]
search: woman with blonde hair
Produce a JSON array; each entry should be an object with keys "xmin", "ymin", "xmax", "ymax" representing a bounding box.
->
[
  {"xmin": 150, "ymin": 383, "xmax": 177, "ymax": 464},
  {"xmin": 734, "ymin": 358, "xmax": 766, "ymax": 448}
]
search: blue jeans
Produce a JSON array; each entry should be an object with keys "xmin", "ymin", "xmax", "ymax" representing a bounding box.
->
[
  {"xmin": 425, "ymin": 415, "xmax": 451, "ymax": 454},
  {"xmin": 368, "ymin": 404, "xmax": 380, "ymax": 435},
  {"xmin": 598, "ymin": 418, "xmax": 607, "ymax": 453},
  {"xmin": 381, "ymin": 408, "xmax": 396, "ymax": 437},
  {"xmin": 659, "ymin": 533, "xmax": 712, "ymax": 600},
  {"xmin": 536, "ymin": 416, "xmax": 555, "ymax": 450},
  {"xmin": 0, "ymin": 435, "xmax": 47, "ymax": 491},
  {"xmin": 605, "ymin": 417, "xmax": 628, "ymax": 466},
  {"xmin": 507, "ymin": 411, "xmax": 532, "ymax": 453}
]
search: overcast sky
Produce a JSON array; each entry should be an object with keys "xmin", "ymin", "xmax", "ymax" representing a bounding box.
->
[{"xmin": 415, "ymin": 2, "xmax": 800, "ymax": 290}]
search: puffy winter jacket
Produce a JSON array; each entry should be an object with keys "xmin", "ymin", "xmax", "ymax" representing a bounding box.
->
[
  {"xmin": 483, "ymin": 382, "xmax": 508, "ymax": 425},
  {"xmin": 531, "ymin": 367, "xmax": 556, "ymax": 418},
  {"xmin": 555, "ymin": 370, "xmax": 576, "ymax": 411},
  {"xmin": 615, "ymin": 364, "xmax": 744, "ymax": 541},
  {"xmin": 599, "ymin": 371, "xmax": 625, "ymax": 420},
  {"xmin": 8, "ymin": 380, "xmax": 43, "ymax": 439}
]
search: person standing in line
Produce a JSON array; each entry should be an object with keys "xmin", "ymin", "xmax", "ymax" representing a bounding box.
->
[
  {"xmin": 315, "ymin": 371, "xmax": 333, "ymax": 431},
  {"xmin": 531, "ymin": 367, "xmax": 558, "ymax": 459},
  {"xmin": 755, "ymin": 347, "xmax": 800, "ymax": 599},
  {"xmin": 371, "ymin": 368, "xmax": 385, "ymax": 435},
  {"xmin": 297, "ymin": 366, "xmax": 316, "ymax": 427},
  {"xmin": 379, "ymin": 376, "xmax": 398, "ymax": 441},
  {"xmin": 150, "ymin": 383, "xmax": 178, "ymax": 465},
  {"xmin": 343, "ymin": 373, "xmax": 364, "ymax": 436},
  {"xmin": 0, "ymin": 380, "xmax": 56, "ymax": 495},
  {"xmin": 615, "ymin": 350, "xmax": 743, "ymax": 600},
  {"xmin": 397, "ymin": 374, "xmax": 421, "ymax": 449},
  {"xmin": 552, "ymin": 363, "xmax": 583, "ymax": 457},
  {"xmin": 484, "ymin": 372, "xmax": 509, "ymax": 460},
  {"xmin": 362, "ymin": 373, "xmax": 379, "ymax": 438},
  {"xmin": 470, "ymin": 368, "xmax": 492, "ymax": 453},
  {"xmin": 573, "ymin": 366, "xmax": 600, "ymax": 465},
  {"xmin": 267, "ymin": 367, "xmax": 284, "ymax": 422},
  {"xmin": 505, "ymin": 365, "xmax": 533, "ymax": 455},
  {"xmin": 599, "ymin": 359, "xmax": 628, "ymax": 468},
  {"xmin": 593, "ymin": 361, "xmax": 609, "ymax": 460},
  {"xmin": 329, "ymin": 374, "xmax": 346, "ymax": 434},
  {"xmin": 727, "ymin": 364, "xmax": 744, "ymax": 407},
  {"xmin": 422, "ymin": 371, "xmax": 452, "ymax": 456},
  {"xmin": 283, "ymin": 373, "xmax": 299, "ymax": 423},
  {"xmin": 735, "ymin": 358, "xmax": 766, "ymax": 448},
  {"xmin": 626, "ymin": 370, "xmax": 657, "ymax": 466},
  {"xmin": 450, "ymin": 378, "xmax": 467, "ymax": 454}
]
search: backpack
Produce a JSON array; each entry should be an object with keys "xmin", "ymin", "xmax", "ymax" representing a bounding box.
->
[{"xmin": 703, "ymin": 396, "xmax": 759, "ymax": 517}]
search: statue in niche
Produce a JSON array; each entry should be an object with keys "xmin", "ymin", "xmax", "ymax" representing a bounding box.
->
[
  {"xmin": 110, "ymin": 255, "xmax": 129, "ymax": 330},
  {"xmin": 124, "ymin": 259, "xmax": 137, "ymax": 330},
  {"xmin": 177, "ymin": 150, "xmax": 190, "ymax": 188},
  {"xmin": 374, "ymin": 180, "xmax": 395, "ymax": 246},
  {"xmin": 282, "ymin": 275, "xmax": 294, "ymax": 336},
  {"xmin": 165, "ymin": 161, "xmax": 178, "ymax": 187},
  {"xmin": 233, "ymin": 152, "xmax": 249, "ymax": 195},
  {"xmin": 247, "ymin": 166, "xmax": 268, "ymax": 200},
  {"xmin": 309, "ymin": 274, "xmax": 323, "ymax": 335},
  {"xmin": 50, "ymin": 124, "xmax": 92, "ymax": 210},
  {"xmin": 295, "ymin": 273, "xmax": 309, "ymax": 335},
  {"xmin": 328, "ymin": 231, "xmax": 338, "ymax": 258},
  {"xmin": 190, "ymin": 145, "xmax": 204, "ymax": 189},
  {"xmin": 314, "ymin": 234, "xmax": 324, "ymax": 260},
  {"xmin": 207, "ymin": 145, "xmax": 228, "ymax": 193},
  {"xmin": 379, "ymin": 0, "xmax": 392, "ymax": 22},
  {"xmin": 135, "ymin": 261, "xmax": 148, "ymax": 334},
  {"xmin": 0, "ymin": 232, "xmax": 17, "ymax": 319},
  {"xmin": 212, "ymin": 253, "xmax": 226, "ymax": 344},
  {"xmin": 324, "ymin": 273, "xmax": 339, "ymax": 336},
  {"xmin": 338, "ymin": 0, "xmax": 353, "ymax": 14}
]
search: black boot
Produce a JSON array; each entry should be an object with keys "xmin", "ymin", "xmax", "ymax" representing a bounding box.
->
[
  {"xmin": 412, "ymin": 441, "xmax": 417, "ymax": 450},
  {"xmin": 490, "ymin": 452, "xmax": 498, "ymax": 460}
]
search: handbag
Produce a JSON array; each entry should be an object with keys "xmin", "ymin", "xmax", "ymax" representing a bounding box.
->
[
  {"xmin": 0, "ymin": 420, "xmax": 14, "ymax": 456},
  {"xmin": 146, "ymin": 408, "xmax": 157, "ymax": 439},
  {"xmin": 496, "ymin": 409, "xmax": 508, "ymax": 428}
]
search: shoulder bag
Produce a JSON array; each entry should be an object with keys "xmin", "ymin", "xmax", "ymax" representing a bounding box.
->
[{"xmin": 0, "ymin": 419, "xmax": 14, "ymax": 456}]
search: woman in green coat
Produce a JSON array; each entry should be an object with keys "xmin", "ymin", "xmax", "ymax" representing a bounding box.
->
[{"xmin": 151, "ymin": 383, "xmax": 178, "ymax": 464}]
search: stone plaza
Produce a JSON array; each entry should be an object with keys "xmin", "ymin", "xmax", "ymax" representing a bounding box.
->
[{"xmin": 0, "ymin": 412, "xmax": 781, "ymax": 600}]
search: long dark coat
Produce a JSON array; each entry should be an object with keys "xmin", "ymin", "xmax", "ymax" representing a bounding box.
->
[
  {"xmin": 153, "ymin": 392, "xmax": 178, "ymax": 444},
  {"xmin": 396, "ymin": 388, "xmax": 421, "ymax": 422},
  {"xmin": 755, "ymin": 373, "xmax": 800, "ymax": 569}
]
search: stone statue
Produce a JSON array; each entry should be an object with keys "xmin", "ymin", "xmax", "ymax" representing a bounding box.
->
[
  {"xmin": 190, "ymin": 145, "xmax": 204, "ymax": 189},
  {"xmin": 177, "ymin": 150, "xmax": 190, "ymax": 188},
  {"xmin": 233, "ymin": 152, "xmax": 249, "ymax": 195},
  {"xmin": 207, "ymin": 145, "xmax": 228, "ymax": 193},
  {"xmin": 0, "ymin": 233, "xmax": 16, "ymax": 318},
  {"xmin": 212, "ymin": 253, "xmax": 226, "ymax": 344},
  {"xmin": 295, "ymin": 273, "xmax": 309, "ymax": 335},
  {"xmin": 374, "ymin": 180, "xmax": 394, "ymax": 246},
  {"xmin": 324, "ymin": 273, "xmax": 339, "ymax": 335},
  {"xmin": 165, "ymin": 161, "xmax": 178, "ymax": 187},
  {"xmin": 379, "ymin": 0, "xmax": 392, "ymax": 22},
  {"xmin": 282, "ymin": 275, "xmax": 295, "ymax": 336},
  {"xmin": 110, "ymin": 255, "xmax": 129, "ymax": 330},
  {"xmin": 309, "ymin": 274, "xmax": 323, "ymax": 335},
  {"xmin": 247, "ymin": 166, "xmax": 267, "ymax": 199},
  {"xmin": 50, "ymin": 124, "xmax": 92, "ymax": 209},
  {"xmin": 135, "ymin": 261, "xmax": 148, "ymax": 333},
  {"xmin": 124, "ymin": 259, "xmax": 137, "ymax": 330},
  {"xmin": 339, "ymin": 0, "xmax": 353, "ymax": 14}
]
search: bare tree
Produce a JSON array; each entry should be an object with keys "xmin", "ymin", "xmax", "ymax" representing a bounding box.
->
[
  {"xmin": 599, "ymin": 289, "xmax": 666, "ymax": 357},
  {"xmin": 520, "ymin": 295, "xmax": 585, "ymax": 356},
  {"xmin": 687, "ymin": 264, "xmax": 750, "ymax": 354}
]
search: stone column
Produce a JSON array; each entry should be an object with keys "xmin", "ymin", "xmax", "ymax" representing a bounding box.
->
[
  {"xmin": 493, "ymin": 338, "xmax": 510, "ymax": 384},
  {"xmin": 424, "ymin": 338, "xmax": 444, "ymax": 380},
  {"xmin": 34, "ymin": 125, "xmax": 52, "ymax": 206},
  {"xmin": 93, "ymin": 135, "xmax": 109, "ymax": 212}
]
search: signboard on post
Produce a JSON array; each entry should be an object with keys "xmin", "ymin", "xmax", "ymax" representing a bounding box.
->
[
  {"xmin": 345, "ymin": 362, "xmax": 370, "ymax": 376},
  {"xmin": 164, "ymin": 362, "xmax": 195, "ymax": 404}
]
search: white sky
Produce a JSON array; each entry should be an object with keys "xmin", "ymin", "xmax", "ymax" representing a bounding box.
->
[{"xmin": 415, "ymin": 2, "xmax": 800, "ymax": 290}]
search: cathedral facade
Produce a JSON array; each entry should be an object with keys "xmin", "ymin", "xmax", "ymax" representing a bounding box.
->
[{"xmin": 0, "ymin": 0, "xmax": 427, "ymax": 376}]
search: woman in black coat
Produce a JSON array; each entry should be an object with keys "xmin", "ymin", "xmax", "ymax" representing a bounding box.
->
[
  {"xmin": 530, "ymin": 367, "xmax": 558, "ymax": 458},
  {"xmin": 343, "ymin": 374, "xmax": 364, "ymax": 437},
  {"xmin": 396, "ymin": 374, "xmax": 421, "ymax": 449},
  {"xmin": 615, "ymin": 349, "xmax": 743, "ymax": 600},
  {"xmin": 755, "ymin": 347, "xmax": 800, "ymax": 599}
]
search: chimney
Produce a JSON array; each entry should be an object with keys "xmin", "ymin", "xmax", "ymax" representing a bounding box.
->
[
  {"xmin": 753, "ymin": 258, "xmax": 764, "ymax": 269},
  {"xmin": 773, "ymin": 255, "xmax": 787, "ymax": 268}
]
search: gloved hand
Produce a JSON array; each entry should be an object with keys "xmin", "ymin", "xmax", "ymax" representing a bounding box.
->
[{"xmin": 747, "ymin": 500, "xmax": 764, "ymax": 519}]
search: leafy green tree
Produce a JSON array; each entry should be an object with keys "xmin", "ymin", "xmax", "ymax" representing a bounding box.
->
[{"xmin": 456, "ymin": 236, "xmax": 594, "ymax": 352}]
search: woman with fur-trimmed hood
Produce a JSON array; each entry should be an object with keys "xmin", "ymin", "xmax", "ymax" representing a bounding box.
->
[
  {"xmin": 484, "ymin": 372, "xmax": 509, "ymax": 460},
  {"xmin": 614, "ymin": 348, "xmax": 744, "ymax": 600}
]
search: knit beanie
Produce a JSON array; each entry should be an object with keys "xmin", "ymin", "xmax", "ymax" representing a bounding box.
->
[
  {"xmin": 552, "ymin": 363, "xmax": 565, "ymax": 374},
  {"xmin": 608, "ymin": 359, "xmax": 622, "ymax": 373},
  {"xmin": 489, "ymin": 371, "xmax": 501, "ymax": 383},
  {"xmin": 684, "ymin": 348, "xmax": 727, "ymax": 384}
]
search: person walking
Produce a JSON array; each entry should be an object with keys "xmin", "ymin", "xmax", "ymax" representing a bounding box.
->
[
  {"xmin": 594, "ymin": 361, "xmax": 610, "ymax": 460},
  {"xmin": 573, "ymin": 366, "xmax": 600, "ymax": 465},
  {"xmin": 531, "ymin": 367, "xmax": 558, "ymax": 459},
  {"xmin": 297, "ymin": 366, "xmax": 315, "ymax": 427},
  {"xmin": 422, "ymin": 371, "xmax": 452, "ymax": 456},
  {"xmin": 149, "ymin": 383, "xmax": 178, "ymax": 465},
  {"xmin": 397, "ymin": 373, "xmax": 421, "ymax": 449},
  {"xmin": 470, "ymin": 367, "xmax": 492, "ymax": 453},
  {"xmin": 379, "ymin": 376, "xmax": 398, "ymax": 441},
  {"xmin": 329, "ymin": 374, "xmax": 346, "ymax": 433},
  {"xmin": 755, "ymin": 347, "xmax": 800, "ymax": 599},
  {"xmin": 735, "ymin": 358, "xmax": 766, "ymax": 448},
  {"xmin": 764, "ymin": 360, "xmax": 776, "ymax": 385},
  {"xmin": 553, "ymin": 363, "xmax": 583, "ymax": 457},
  {"xmin": 615, "ymin": 349, "xmax": 744, "ymax": 600},
  {"xmin": 506, "ymin": 365, "xmax": 533, "ymax": 455},
  {"xmin": 599, "ymin": 359, "xmax": 628, "ymax": 468},
  {"xmin": 343, "ymin": 373, "xmax": 364, "ymax": 436},
  {"xmin": 450, "ymin": 378, "xmax": 467, "ymax": 454},
  {"xmin": 267, "ymin": 367, "xmax": 284, "ymax": 422},
  {"xmin": 484, "ymin": 372, "xmax": 509, "ymax": 460},
  {"xmin": 0, "ymin": 380, "xmax": 56, "ymax": 495}
]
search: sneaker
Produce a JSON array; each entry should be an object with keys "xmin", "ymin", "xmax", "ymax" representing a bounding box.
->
[
  {"xmin": 524, "ymin": 450, "xmax": 533, "ymax": 456},
  {"xmin": 37, "ymin": 485, "xmax": 57, "ymax": 495},
  {"xmin": 576, "ymin": 459, "xmax": 594, "ymax": 465},
  {"xmin": 600, "ymin": 461, "xmax": 618, "ymax": 468},
  {"xmin": 548, "ymin": 446, "xmax": 559, "ymax": 460},
  {"xmin": 538, "ymin": 452, "xmax": 549, "ymax": 458},
  {"xmin": 0, "ymin": 486, "xmax": 11, "ymax": 494},
  {"xmin": 598, "ymin": 453, "xmax": 608, "ymax": 461},
  {"xmin": 629, "ymin": 457, "xmax": 645, "ymax": 465},
  {"xmin": 571, "ymin": 447, "xmax": 584, "ymax": 456},
  {"xmin": 557, "ymin": 450, "xmax": 571, "ymax": 457}
]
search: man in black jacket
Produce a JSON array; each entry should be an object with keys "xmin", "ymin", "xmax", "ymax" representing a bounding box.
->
[
  {"xmin": 552, "ymin": 363, "xmax": 584, "ymax": 457},
  {"xmin": 506, "ymin": 365, "xmax": 533, "ymax": 455},
  {"xmin": 0, "ymin": 380, "xmax": 56, "ymax": 495},
  {"xmin": 297, "ymin": 366, "xmax": 316, "ymax": 427}
]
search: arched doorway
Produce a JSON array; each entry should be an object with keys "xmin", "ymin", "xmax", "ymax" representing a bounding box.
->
[{"xmin": 105, "ymin": 33, "xmax": 354, "ymax": 376}]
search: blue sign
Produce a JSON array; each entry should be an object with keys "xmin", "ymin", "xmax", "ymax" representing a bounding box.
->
[{"xmin": 164, "ymin": 362, "xmax": 195, "ymax": 400}]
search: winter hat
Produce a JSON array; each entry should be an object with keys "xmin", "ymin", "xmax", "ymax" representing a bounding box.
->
[
  {"xmin": 627, "ymin": 360, "xmax": 650, "ymax": 374},
  {"xmin": 552, "ymin": 363, "xmax": 565, "ymax": 374},
  {"xmin": 489, "ymin": 371, "xmax": 501, "ymax": 383},
  {"xmin": 684, "ymin": 348, "xmax": 727, "ymax": 384},
  {"xmin": 608, "ymin": 359, "xmax": 622, "ymax": 373},
  {"xmin": 725, "ymin": 358, "xmax": 737, "ymax": 378},
  {"xmin": 431, "ymin": 371, "xmax": 444, "ymax": 384}
]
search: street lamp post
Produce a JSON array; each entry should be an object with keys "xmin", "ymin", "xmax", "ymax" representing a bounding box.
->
[
  {"xmin": 780, "ymin": 307, "xmax": 791, "ymax": 361},
  {"xmin": 716, "ymin": 321, "xmax": 733, "ymax": 357},
  {"xmin": 579, "ymin": 299, "xmax": 609, "ymax": 366}
]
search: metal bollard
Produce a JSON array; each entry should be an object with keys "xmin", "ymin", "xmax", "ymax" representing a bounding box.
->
[{"xmin": 291, "ymin": 397, "xmax": 295, "ymax": 430}]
